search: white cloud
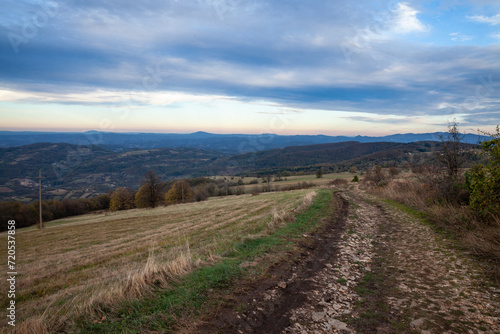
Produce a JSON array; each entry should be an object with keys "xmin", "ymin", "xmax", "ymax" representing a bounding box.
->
[
  {"xmin": 449, "ymin": 32, "xmax": 474, "ymax": 42},
  {"xmin": 467, "ymin": 13, "xmax": 500, "ymax": 25},
  {"xmin": 0, "ymin": 88, "xmax": 233, "ymax": 106},
  {"xmin": 491, "ymin": 33, "xmax": 500, "ymax": 41},
  {"xmin": 392, "ymin": 3, "xmax": 429, "ymax": 34}
]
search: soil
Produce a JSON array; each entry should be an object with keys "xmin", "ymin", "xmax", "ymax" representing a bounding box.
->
[{"xmin": 192, "ymin": 188, "xmax": 500, "ymax": 334}]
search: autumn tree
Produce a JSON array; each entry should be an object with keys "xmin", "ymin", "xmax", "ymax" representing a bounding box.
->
[
  {"xmin": 110, "ymin": 188, "xmax": 135, "ymax": 211},
  {"xmin": 165, "ymin": 180, "xmax": 193, "ymax": 204},
  {"xmin": 467, "ymin": 126, "xmax": 500, "ymax": 217},
  {"xmin": 438, "ymin": 120, "xmax": 472, "ymax": 177},
  {"xmin": 135, "ymin": 170, "xmax": 163, "ymax": 208},
  {"xmin": 316, "ymin": 168, "xmax": 323, "ymax": 178}
]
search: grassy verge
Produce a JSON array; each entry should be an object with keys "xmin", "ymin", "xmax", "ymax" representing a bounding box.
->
[{"xmin": 76, "ymin": 189, "xmax": 334, "ymax": 333}]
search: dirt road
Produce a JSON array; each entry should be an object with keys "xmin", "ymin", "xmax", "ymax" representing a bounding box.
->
[{"xmin": 198, "ymin": 189, "xmax": 500, "ymax": 333}]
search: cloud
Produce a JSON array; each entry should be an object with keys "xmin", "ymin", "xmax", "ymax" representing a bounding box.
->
[
  {"xmin": 391, "ymin": 3, "xmax": 429, "ymax": 34},
  {"xmin": 449, "ymin": 32, "xmax": 474, "ymax": 41},
  {"xmin": 491, "ymin": 33, "xmax": 500, "ymax": 41},
  {"xmin": 467, "ymin": 13, "xmax": 500, "ymax": 25},
  {"xmin": 0, "ymin": 0, "xmax": 499, "ymax": 131}
]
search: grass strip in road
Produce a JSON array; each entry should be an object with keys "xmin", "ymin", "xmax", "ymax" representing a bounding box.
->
[{"xmin": 77, "ymin": 189, "xmax": 334, "ymax": 333}]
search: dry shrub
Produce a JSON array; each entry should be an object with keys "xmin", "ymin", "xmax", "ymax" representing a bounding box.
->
[
  {"xmin": 330, "ymin": 178, "xmax": 348, "ymax": 187},
  {"xmin": 80, "ymin": 242, "xmax": 193, "ymax": 318},
  {"xmin": 13, "ymin": 315, "xmax": 50, "ymax": 334},
  {"xmin": 371, "ymin": 179, "xmax": 431, "ymax": 208},
  {"xmin": 268, "ymin": 208, "xmax": 295, "ymax": 229},
  {"xmin": 297, "ymin": 191, "xmax": 317, "ymax": 211},
  {"xmin": 268, "ymin": 191, "xmax": 316, "ymax": 229}
]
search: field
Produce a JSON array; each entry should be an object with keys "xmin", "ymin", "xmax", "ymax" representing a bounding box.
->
[
  {"xmin": 0, "ymin": 189, "xmax": 316, "ymax": 332},
  {"xmin": 224, "ymin": 172, "xmax": 355, "ymax": 192}
]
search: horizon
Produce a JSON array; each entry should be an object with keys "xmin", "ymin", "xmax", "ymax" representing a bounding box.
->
[{"xmin": 0, "ymin": 128, "xmax": 485, "ymax": 137}]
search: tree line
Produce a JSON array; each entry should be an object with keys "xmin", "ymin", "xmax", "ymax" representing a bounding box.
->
[{"xmin": 0, "ymin": 175, "xmax": 249, "ymax": 231}]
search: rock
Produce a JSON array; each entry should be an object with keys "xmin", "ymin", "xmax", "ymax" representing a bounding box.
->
[
  {"xmin": 312, "ymin": 311, "xmax": 325, "ymax": 321},
  {"xmin": 277, "ymin": 282, "xmax": 287, "ymax": 289},
  {"xmin": 327, "ymin": 318, "xmax": 349, "ymax": 330},
  {"xmin": 410, "ymin": 317, "xmax": 426, "ymax": 329}
]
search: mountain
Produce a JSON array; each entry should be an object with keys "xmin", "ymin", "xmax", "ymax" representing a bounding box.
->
[{"xmin": 0, "ymin": 131, "xmax": 487, "ymax": 153}]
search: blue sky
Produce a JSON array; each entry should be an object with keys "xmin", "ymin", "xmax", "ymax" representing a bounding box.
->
[{"xmin": 0, "ymin": 0, "xmax": 499, "ymax": 135}]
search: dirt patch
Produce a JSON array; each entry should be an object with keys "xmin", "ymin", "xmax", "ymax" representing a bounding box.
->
[
  {"xmin": 194, "ymin": 192, "xmax": 349, "ymax": 333},
  {"xmin": 190, "ymin": 188, "xmax": 500, "ymax": 334}
]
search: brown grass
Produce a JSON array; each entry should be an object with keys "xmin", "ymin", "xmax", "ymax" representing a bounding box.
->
[
  {"xmin": 0, "ymin": 189, "xmax": 316, "ymax": 333},
  {"xmin": 368, "ymin": 175, "xmax": 500, "ymax": 281}
]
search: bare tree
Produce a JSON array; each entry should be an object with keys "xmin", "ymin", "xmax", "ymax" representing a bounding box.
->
[
  {"xmin": 437, "ymin": 121, "xmax": 472, "ymax": 177},
  {"xmin": 142, "ymin": 170, "xmax": 163, "ymax": 208}
]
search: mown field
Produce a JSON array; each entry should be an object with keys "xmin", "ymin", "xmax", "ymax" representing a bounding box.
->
[
  {"xmin": 224, "ymin": 172, "xmax": 355, "ymax": 192},
  {"xmin": 0, "ymin": 189, "xmax": 316, "ymax": 333}
]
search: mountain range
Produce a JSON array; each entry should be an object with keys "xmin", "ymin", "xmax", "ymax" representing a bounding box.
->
[{"xmin": 0, "ymin": 131, "xmax": 486, "ymax": 153}]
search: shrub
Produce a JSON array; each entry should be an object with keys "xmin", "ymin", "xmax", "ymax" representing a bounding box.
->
[
  {"xmin": 352, "ymin": 175, "xmax": 359, "ymax": 182},
  {"xmin": 467, "ymin": 128, "xmax": 500, "ymax": 218},
  {"xmin": 110, "ymin": 188, "xmax": 135, "ymax": 211},
  {"xmin": 165, "ymin": 180, "xmax": 193, "ymax": 204},
  {"xmin": 193, "ymin": 185, "xmax": 209, "ymax": 202},
  {"xmin": 330, "ymin": 178, "xmax": 348, "ymax": 186}
]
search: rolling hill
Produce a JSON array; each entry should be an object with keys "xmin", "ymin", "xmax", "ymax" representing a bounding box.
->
[{"xmin": 0, "ymin": 130, "xmax": 486, "ymax": 153}]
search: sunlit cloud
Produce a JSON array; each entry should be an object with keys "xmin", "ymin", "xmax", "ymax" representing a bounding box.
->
[{"xmin": 467, "ymin": 13, "xmax": 500, "ymax": 25}]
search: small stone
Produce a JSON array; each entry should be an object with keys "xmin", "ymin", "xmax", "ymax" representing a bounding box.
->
[
  {"xmin": 327, "ymin": 319, "xmax": 349, "ymax": 330},
  {"xmin": 312, "ymin": 311, "xmax": 325, "ymax": 321},
  {"xmin": 410, "ymin": 318, "xmax": 426, "ymax": 329},
  {"xmin": 277, "ymin": 282, "xmax": 287, "ymax": 289}
]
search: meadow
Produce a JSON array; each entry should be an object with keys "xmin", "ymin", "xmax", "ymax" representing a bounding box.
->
[{"xmin": 0, "ymin": 189, "xmax": 316, "ymax": 333}]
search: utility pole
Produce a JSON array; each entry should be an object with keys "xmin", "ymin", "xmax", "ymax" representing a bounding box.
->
[{"xmin": 36, "ymin": 169, "xmax": 44, "ymax": 229}]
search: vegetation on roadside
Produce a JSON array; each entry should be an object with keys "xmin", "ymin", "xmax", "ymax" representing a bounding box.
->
[{"xmin": 363, "ymin": 123, "xmax": 500, "ymax": 281}]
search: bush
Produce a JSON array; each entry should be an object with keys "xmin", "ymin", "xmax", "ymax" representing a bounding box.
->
[
  {"xmin": 193, "ymin": 185, "xmax": 209, "ymax": 202},
  {"xmin": 329, "ymin": 179, "xmax": 348, "ymax": 186},
  {"xmin": 467, "ymin": 129, "xmax": 500, "ymax": 218},
  {"xmin": 110, "ymin": 188, "xmax": 135, "ymax": 211},
  {"xmin": 165, "ymin": 180, "xmax": 193, "ymax": 204},
  {"xmin": 352, "ymin": 175, "xmax": 359, "ymax": 182}
]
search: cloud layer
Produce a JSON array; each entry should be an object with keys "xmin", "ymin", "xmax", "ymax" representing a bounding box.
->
[{"xmin": 1, "ymin": 0, "xmax": 499, "ymax": 133}]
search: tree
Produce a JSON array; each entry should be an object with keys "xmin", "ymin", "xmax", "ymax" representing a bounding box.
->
[
  {"xmin": 165, "ymin": 180, "xmax": 193, "ymax": 204},
  {"xmin": 110, "ymin": 188, "xmax": 135, "ymax": 211},
  {"xmin": 316, "ymin": 168, "xmax": 323, "ymax": 178},
  {"xmin": 388, "ymin": 166, "xmax": 400, "ymax": 177},
  {"xmin": 136, "ymin": 170, "xmax": 163, "ymax": 208},
  {"xmin": 467, "ymin": 126, "xmax": 500, "ymax": 217},
  {"xmin": 352, "ymin": 175, "xmax": 359, "ymax": 182},
  {"xmin": 438, "ymin": 121, "xmax": 472, "ymax": 177},
  {"xmin": 349, "ymin": 166, "xmax": 357, "ymax": 174}
]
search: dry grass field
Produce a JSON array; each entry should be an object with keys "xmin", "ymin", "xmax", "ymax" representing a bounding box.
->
[
  {"xmin": 233, "ymin": 173, "xmax": 355, "ymax": 192},
  {"xmin": 0, "ymin": 189, "xmax": 315, "ymax": 332}
]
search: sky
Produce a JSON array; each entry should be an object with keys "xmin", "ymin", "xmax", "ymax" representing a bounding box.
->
[{"xmin": 0, "ymin": 0, "xmax": 499, "ymax": 136}]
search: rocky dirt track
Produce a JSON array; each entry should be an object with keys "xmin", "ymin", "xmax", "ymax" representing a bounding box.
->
[{"xmin": 198, "ymin": 188, "xmax": 500, "ymax": 333}]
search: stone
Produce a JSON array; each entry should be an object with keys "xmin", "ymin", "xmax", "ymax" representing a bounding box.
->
[
  {"xmin": 410, "ymin": 317, "xmax": 426, "ymax": 329},
  {"xmin": 327, "ymin": 319, "xmax": 349, "ymax": 330},
  {"xmin": 312, "ymin": 311, "xmax": 325, "ymax": 321}
]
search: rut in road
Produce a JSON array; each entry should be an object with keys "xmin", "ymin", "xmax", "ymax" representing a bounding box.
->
[
  {"xmin": 196, "ymin": 191, "xmax": 349, "ymax": 333},
  {"xmin": 196, "ymin": 189, "xmax": 500, "ymax": 333}
]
